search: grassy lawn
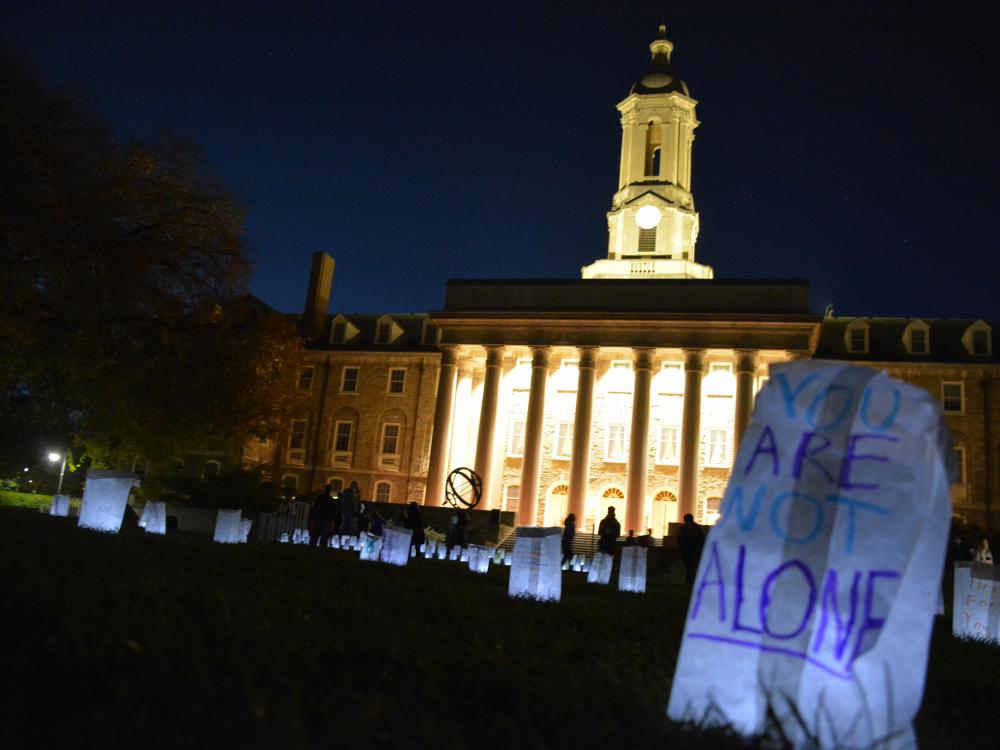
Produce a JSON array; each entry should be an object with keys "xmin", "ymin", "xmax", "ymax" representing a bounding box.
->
[{"xmin": 0, "ymin": 507, "xmax": 997, "ymax": 749}]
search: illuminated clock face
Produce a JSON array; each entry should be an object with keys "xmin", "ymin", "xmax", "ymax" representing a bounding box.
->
[{"xmin": 635, "ymin": 205, "xmax": 661, "ymax": 229}]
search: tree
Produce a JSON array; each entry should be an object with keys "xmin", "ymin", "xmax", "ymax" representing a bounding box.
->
[{"xmin": 0, "ymin": 51, "xmax": 304, "ymax": 471}]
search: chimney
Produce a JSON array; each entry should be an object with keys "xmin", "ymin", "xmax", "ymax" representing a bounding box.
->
[{"xmin": 303, "ymin": 252, "xmax": 335, "ymax": 338}]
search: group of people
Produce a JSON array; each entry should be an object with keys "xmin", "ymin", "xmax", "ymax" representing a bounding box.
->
[
  {"xmin": 307, "ymin": 482, "xmax": 427, "ymax": 550},
  {"xmin": 949, "ymin": 532, "xmax": 994, "ymax": 566}
]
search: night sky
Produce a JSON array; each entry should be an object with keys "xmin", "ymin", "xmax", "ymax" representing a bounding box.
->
[{"xmin": 6, "ymin": 1, "xmax": 999, "ymax": 319}]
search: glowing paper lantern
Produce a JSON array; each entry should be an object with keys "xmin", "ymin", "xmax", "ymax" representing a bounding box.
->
[
  {"xmin": 467, "ymin": 544, "xmax": 492, "ymax": 574},
  {"xmin": 571, "ymin": 554, "xmax": 583, "ymax": 572},
  {"xmin": 449, "ymin": 546, "xmax": 460, "ymax": 561},
  {"xmin": 213, "ymin": 509, "xmax": 242, "ymax": 544},
  {"xmin": 424, "ymin": 540, "xmax": 438, "ymax": 559},
  {"xmin": 460, "ymin": 547, "xmax": 469, "ymax": 562},
  {"xmin": 340, "ymin": 535, "xmax": 350, "ymax": 549},
  {"xmin": 618, "ymin": 546, "xmax": 647, "ymax": 593},
  {"xmin": 330, "ymin": 535, "xmax": 340, "ymax": 549},
  {"xmin": 508, "ymin": 527, "xmax": 562, "ymax": 602},
  {"xmin": 359, "ymin": 532, "xmax": 382, "ymax": 561},
  {"xmin": 437, "ymin": 545, "xmax": 448, "ymax": 560},
  {"xmin": 581, "ymin": 557, "xmax": 591, "ymax": 573},
  {"xmin": 380, "ymin": 526, "xmax": 413, "ymax": 566},
  {"xmin": 668, "ymin": 361, "xmax": 953, "ymax": 748},
  {"xmin": 49, "ymin": 494, "xmax": 70, "ymax": 517},
  {"xmin": 280, "ymin": 532, "xmax": 289, "ymax": 543},
  {"xmin": 78, "ymin": 471, "xmax": 139, "ymax": 533},
  {"xmin": 587, "ymin": 552, "xmax": 613, "ymax": 584},
  {"xmin": 953, "ymin": 562, "xmax": 1000, "ymax": 642},
  {"xmin": 138, "ymin": 501, "xmax": 166, "ymax": 535},
  {"xmin": 504, "ymin": 554, "xmax": 512, "ymax": 567},
  {"xmin": 238, "ymin": 518, "xmax": 252, "ymax": 543}
]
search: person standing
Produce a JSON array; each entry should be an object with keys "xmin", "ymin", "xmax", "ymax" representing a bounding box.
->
[
  {"xmin": 678, "ymin": 513, "xmax": 705, "ymax": 584},
  {"xmin": 339, "ymin": 481, "xmax": 360, "ymax": 536},
  {"xmin": 406, "ymin": 501, "xmax": 425, "ymax": 553},
  {"xmin": 597, "ymin": 507, "xmax": 621, "ymax": 556},
  {"xmin": 308, "ymin": 484, "xmax": 336, "ymax": 547},
  {"xmin": 973, "ymin": 538, "xmax": 994, "ymax": 564},
  {"xmin": 561, "ymin": 513, "xmax": 576, "ymax": 567}
]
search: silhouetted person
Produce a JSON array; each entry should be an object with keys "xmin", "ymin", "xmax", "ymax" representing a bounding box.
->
[
  {"xmin": 679, "ymin": 513, "xmax": 705, "ymax": 584},
  {"xmin": 973, "ymin": 538, "xmax": 994, "ymax": 564},
  {"xmin": 406, "ymin": 501, "xmax": 425, "ymax": 552},
  {"xmin": 561, "ymin": 513, "xmax": 576, "ymax": 566},
  {"xmin": 448, "ymin": 509, "xmax": 470, "ymax": 549},
  {"xmin": 598, "ymin": 507, "xmax": 620, "ymax": 556},
  {"xmin": 309, "ymin": 484, "xmax": 336, "ymax": 547},
  {"xmin": 638, "ymin": 528, "xmax": 652, "ymax": 548},
  {"xmin": 624, "ymin": 529, "xmax": 637, "ymax": 546},
  {"xmin": 370, "ymin": 508, "xmax": 386, "ymax": 536},
  {"xmin": 339, "ymin": 481, "xmax": 360, "ymax": 536}
]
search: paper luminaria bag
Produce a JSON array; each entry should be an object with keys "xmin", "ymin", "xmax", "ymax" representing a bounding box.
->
[
  {"xmin": 618, "ymin": 546, "xmax": 647, "ymax": 593},
  {"xmin": 467, "ymin": 544, "xmax": 491, "ymax": 574},
  {"xmin": 587, "ymin": 552, "xmax": 613, "ymax": 584},
  {"xmin": 78, "ymin": 471, "xmax": 140, "ymax": 533},
  {"xmin": 953, "ymin": 561, "xmax": 1000, "ymax": 642},
  {"xmin": 238, "ymin": 518, "xmax": 253, "ymax": 544},
  {"xmin": 213, "ymin": 509, "xmax": 242, "ymax": 543},
  {"xmin": 359, "ymin": 532, "xmax": 382, "ymax": 561},
  {"xmin": 138, "ymin": 501, "xmax": 167, "ymax": 535},
  {"xmin": 508, "ymin": 527, "xmax": 562, "ymax": 602},
  {"xmin": 380, "ymin": 526, "xmax": 413, "ymax": 566},
  {"xmin": 49, "ymin": 493, "xmax": 71, "ymax": 517},
  {"xmin": 667, "ymin": 361, "xmax": 953, "ymax": 749}
]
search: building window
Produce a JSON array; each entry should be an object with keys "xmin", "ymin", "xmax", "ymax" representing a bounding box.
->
[
  {"xmin": 332, "ymin": 321, "xmax": 346, "ymax": 343},
  {"xmin": 605, "ymin": 423, "xmax": 628, "ymax": 462},
  {"xmin": 287, "ymin": 419, "xmax": 307, "ymax": 464},
  {"xmin": 848, "ymin": 326, "xmax": 868, "ymax": 354},
  {"xmin": 375, "ymin": 481, "xmax": 391, "ymax": 503},
  {"xmin": 280, "ymin": 474, "xmax": 299, "ymax": 496},
  {"xmin": 553, "ymin": 422, "xmax": 573, "ymax": 459},
  {"xmin": 388, "ymin": 368, "xmax": 406, "ymax": 395},
  {"xmin": 953, "ymin": 447, "xmax": 966, "ymax": 486},
  {"xmin": 380, "ymin": 423, "xmax": 401, "ymax": 469},
  {"xmin": 644, "ymin": 121, "xmax": 661, "ymax": 176},
  {"xmin": 422, "ymin": 322, "xmax": 438, "ymax": 346},
  {"xmin": 704, "ymin": 496, "xmax": 723, "ymax": 526},
  {"xmin": 504, "ymin": 485, "xmax": 520, "ymax": 513},
  {"xmin": 332, "ymin": 421, "xmax": 353, "ymax": 466},
  {"xmin": 638, "ymin": 227, "xmax": 656, "ymax": 253},
  {"xmin": 203, "ymin": 460, "xmax": 221, "ymax": 478},
  {"xmin": 709, "ymin": 362, "xmax": 732, "ymax": 374},
  {"xmin": 657, "ymin": 425, "xmax": 679, "ymax": 464},
  {"xmin": 327, "ymin": 477, "xmax": 344, "ymax": 494},
  {"xmin": 376, "ymin": 322, "xmax": 391, "ymax": 345},
  {"xmin": 941, "ymin": 382, "xmax": 964, "ymax": 414},
  {"xmin": 972, "ymin": 329, "xmax": 990, "ymax": 355},
  {"xmin": 706, "ymin": 428, "xmax": 730, "ymax": 467},
  {"xmin": 341, "ymin": 366, "xmax": 359, "ymax": 393},
  {"xmin": 508, "ymin": 419, "xmax": 526, "ymax": 457},
  {"xmin": 909, "ymin": 328, "xmax": 928, "ymax": 355},
  {"xmin": 297, "ymin": 366, "xmax": 315, "ymax": 392}
]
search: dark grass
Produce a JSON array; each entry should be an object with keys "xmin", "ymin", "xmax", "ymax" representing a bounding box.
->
[{"xmin": 0, "ymin": 508, "xmax": 997, "ymax": 749}]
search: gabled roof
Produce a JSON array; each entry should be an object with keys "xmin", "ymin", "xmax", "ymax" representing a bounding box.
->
[
  {"xmin": 308, "ymin": 313, "xmax": 437, "ymax": 352},
  {"xmin": 816, "ymin": 317, "xmax": 1000, "ymax": 364}
]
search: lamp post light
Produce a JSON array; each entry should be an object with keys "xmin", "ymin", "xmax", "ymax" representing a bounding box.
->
[{"xmin": 48, "ymin": 452, "xmax": 67, "ymax": 495}]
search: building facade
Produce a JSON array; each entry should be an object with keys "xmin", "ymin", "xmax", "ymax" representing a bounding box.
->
[{"xmin": 262, "ymin": 28, "xmax": 1000, "ymax": 531}]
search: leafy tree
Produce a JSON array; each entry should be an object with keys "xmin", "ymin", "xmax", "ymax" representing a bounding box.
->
[{"xmin": 0, "ymin": 51, "xmax": 304, "ymax": 472}]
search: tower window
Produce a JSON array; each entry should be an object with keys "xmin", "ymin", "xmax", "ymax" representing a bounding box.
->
[
  {"xmin": 644, "ymin": 121, "xmax": 662, "ymax": 177},
  {"xmin": 650, "ymin": 147, "xmax": 661, "ymax": 176},
  {"xmin": 638, "ymin": 227, "xmax": 656, "ymax": 253}
]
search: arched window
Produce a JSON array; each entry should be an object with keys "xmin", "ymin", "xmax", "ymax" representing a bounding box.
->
[
  {"xmin": 644, "ymin": 121, "xmax": 662, "ymax": 176},
  {"xmin": 203, "ymin": 460, "xmax": 221, "ymax": 479},
  {"xmin": 704, "ymin": 496, "xmax": 723, "ymax": 526},
  {"xmin": 544, "ymin": 483, "xmax": 570, "ymax": 526},
  {"xmin": 651, "ymin": 490, "xmax": 678, "ymax": 537},
  {"xmin": 375, "ymin": 481, "xmax": 391, "ymax": 503},
  {"xmin": 327, "ymin": 477, "xmax": 344, "ymax": 494},
  {"xmin": 597, "ymin": 487, "xmax": 626, "ymax": 536}
]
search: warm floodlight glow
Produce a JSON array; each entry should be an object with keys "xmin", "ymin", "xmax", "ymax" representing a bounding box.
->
[
  {"xmin": 48, "ymin": 452, "xmax": 61, "ymax": 463},
  {"xmin": 635, "ymin": 205, "xmax": 661, "ymax": 229}
]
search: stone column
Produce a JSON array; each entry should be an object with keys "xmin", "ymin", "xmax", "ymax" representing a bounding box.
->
[
  {"xmin": 473, "ymin": 345, "xmax": 505, "ymax": 510},
  {"xmin": 733, "ymin": 350, "xmax": 759, "ymax": 456},
  {"xmin": 517, "ymin": 346, "xmax": 551, "ymax": 526},
  {"xmin": 626, "ymin": 348, "xmax": 654, "ymax": 535},
  {"xmin": 424, "ymin": 346, "xmax": 459, "ymax": 506},
  {"xmin": 678, "ymin": 348, "xmax": 705, "ymax": 520},
  {"xmin": 449, "ymin": 358, "xmax": 473, "ymax": 474},
  {"xmin": 567, "ymin": 347, "xmax": 597, "ymax": 526}
]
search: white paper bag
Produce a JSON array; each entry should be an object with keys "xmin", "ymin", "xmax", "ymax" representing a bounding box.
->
[
  {"xmin": 380, "ymin": 526, "xmax": 413, "ymax": 566},
  {"xmin": 424, "ymin": 540, "xmax": 437, "ymax": 559},
  {"xmin": 504, "ymin": 554, "xmax": 512, "ymax": 567},
  {"xmin": 587, "ymin": 552, "xmax": 613, "ymax": 584},
  {"xmin": 49, "ymin": 493, "xmax": 71, "ymax": 517},
  {"xmin": 280, "ymin": 532, "xmax": 289, "ymax": 543},
  {"xmin": 467, "ymin": 544, "xmax": 491, "ymax": 574},
  {"xmin": 953, "ymin": 561, "xmax": 1000, "ymax": 642},
  {"xmin": 78, "ymin": 471, "xmax": 139, "ymax": 533},
  {"xmin": 437, "ymin": 545, "xmax": 448, "ymax": 560},
  {"xmin": 449, "ymin": 546, "xmax": 460, "ymax": 561},
  {"xmin": 213, "ymin": 509, "xmax": 242, "ymax": 544},
  {"xmin": 618, "ymin": 546, "xmax": 647, "ymax": 593},
  {"xmin": 668, "ymin": 361, "xmax": 953, "ymax": 749},
  {"xmin": 138, "ymin": 501, "xmax": 166, "ymax": 535},
  {"xmin": 359, "ymin": 532, "xmax": 382, "ymax": 561},
  {"xmin": 238, "ymin": 518, "xmax": 252, "ymax": 543},
  {"xmin": 460, "ymin": 547, "xmax": 469, "ymax": 562},
  {"xmin": 508, "ymin": 527, "xmax": 562, "ymax": 602},
  {"xmin": 331, "ymin": 535, "xmax": 341, "ymax": 549}
]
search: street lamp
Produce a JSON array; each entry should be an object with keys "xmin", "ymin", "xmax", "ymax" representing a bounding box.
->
[{"xmin": 48, "ymin": 451, "xmax": 67, "ymax": 495}]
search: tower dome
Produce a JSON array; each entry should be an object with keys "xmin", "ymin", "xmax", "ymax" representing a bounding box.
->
[{"xmin": 630, "ymin": 25, "xmax": 690, "ymax": 97}]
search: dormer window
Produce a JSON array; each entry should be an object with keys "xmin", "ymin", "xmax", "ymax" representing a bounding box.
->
[
  {"xmin": 973, "ymin": 330, "xmax": 990, "ymax": 355},
  {"xmin": 374, "ymin": 315, "xmax": 401, "ymax": 346},
  {"xmin": 845, "ymin": 320, "xmax": 869, "ymax": 354},
  {"xmin": 962, "ymin": 320, "xmax": 992, "ymax": 356},
  {"xmin": 376, "ymin": 322, "xmax": 391, "ymax": 345},
  {"xmin": 910, "ymin": 329, "xmax": 927, "ymax": 354},
  {"xmin": 329, "ymin": 315, "xmax": 359, "ymax": 345},
  {"xmin": 422, "ymin": 321, "xmax": 439, "ymax": 346},
  {"xmin": 332, "ymin": 322, "xmax": 346, "ymax": 343},
  {"xmin": 903, "ymin": 320, "xmax": 930, "ymax": 355}
]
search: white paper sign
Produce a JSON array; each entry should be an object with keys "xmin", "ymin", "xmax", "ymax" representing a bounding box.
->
[
  {"xmin": 619, "ymin": 547, "xmax": 647, "ymax": 593},
  {"xmin": 467, "ymin": 544, "xmax": 491, "ymax": 574},
  {"xmin": 49, "ymin": 494, "xmax": 71, "ymax": 517},
  {"xmin": 380, "ymin": 526, "xmax": 413, "ymax": 566},
  {"xmin": 587, "ymin": 552, "xmax": 613, "ymax": 584},
  {"xmin": 78, "ymin": 471, "xmax": 139, "ymax": 533},
  {"xmin": 238, "ymin": 518, "xmax": 252, "ymax": 543},
  {"xmin": 668, "ymin": 361, "xmax": 953, "ymax": 749},
  {"xmin": 139, "ymin": 501, "xmax": 166, "ymax": 535},
  {"xmin": 213, "ymin": 509, "xmax": 242, "ymax": 544},
  {"xmin": 359, "ymin": 532, "xmax": 382, "ymax": 561},
  {"xmin": 953, "ymin": 561, "xmax": 1000, "ymax": 642},
  {"xmin": 508, "ymin": 527, "xmax": 562, "ymax": 602}
]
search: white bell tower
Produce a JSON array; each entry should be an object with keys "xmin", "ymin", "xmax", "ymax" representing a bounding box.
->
[{"xmin": 582, "ymin": 26, "xmax": 713, "ymax": 280}]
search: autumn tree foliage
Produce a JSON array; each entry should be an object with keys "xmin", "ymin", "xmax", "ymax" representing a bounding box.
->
[{"xmin": 0, "ymin": 51, "xmax": 304, "ymax": 472}]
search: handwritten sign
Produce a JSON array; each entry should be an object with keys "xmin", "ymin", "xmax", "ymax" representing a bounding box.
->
[
  {"xmin": 78, "ymin": 471, "xmax": 139, "ymax": 533},
  {"xmin": 668, "ymin": 361, "xmax": 953, "ymax": 748},
  {"xmin": 587, "ymin": 552, "xmax": 613, "ymax": 585},
  {"xmin": 359, "ymin": 532, "xmax": 382, "ymax": 561},
  {"xmin": 619, "ymin": 547, "xmax": 647, "ymax": 593},
  {"xmin": 380, "ymin": 526, "xmax": 412, "ymax": 566},
  {"xmin": 509, "ymin": 527, "xmax": 562, "ymax": 602},
  {"xmin": 953, "ymin": 562, "xmax": 1000, "ymax": 642},
  {"xmin": 213, "ymin": 509, "xmax": 242, "ymax": 544}
]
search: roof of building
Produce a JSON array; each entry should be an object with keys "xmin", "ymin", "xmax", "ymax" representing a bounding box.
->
[
  {"xmin": 630, "ymin": 25, "xmax": 690, "ymax": 97},
  {"xmin": 816, "ymin": 317, "xmax": 999, "ymax": 365},
  {"xmin": 307, "ymin": 312, "xmax": 437, "ymax": 353}
]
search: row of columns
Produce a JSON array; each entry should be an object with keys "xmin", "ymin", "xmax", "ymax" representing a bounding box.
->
[{"xmin": 425, "ymin": 345, "xmax": 759, "ymax": 532}]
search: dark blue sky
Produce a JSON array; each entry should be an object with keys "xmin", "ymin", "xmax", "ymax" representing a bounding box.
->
[{"xmin": 6, "ymin": 1, "xmax": 998, "ymax": 319}]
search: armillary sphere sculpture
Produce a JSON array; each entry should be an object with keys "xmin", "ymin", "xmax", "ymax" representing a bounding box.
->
[{"xmin": 445, "ymin": 467, "xmax": 483, "ymax": 509}]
